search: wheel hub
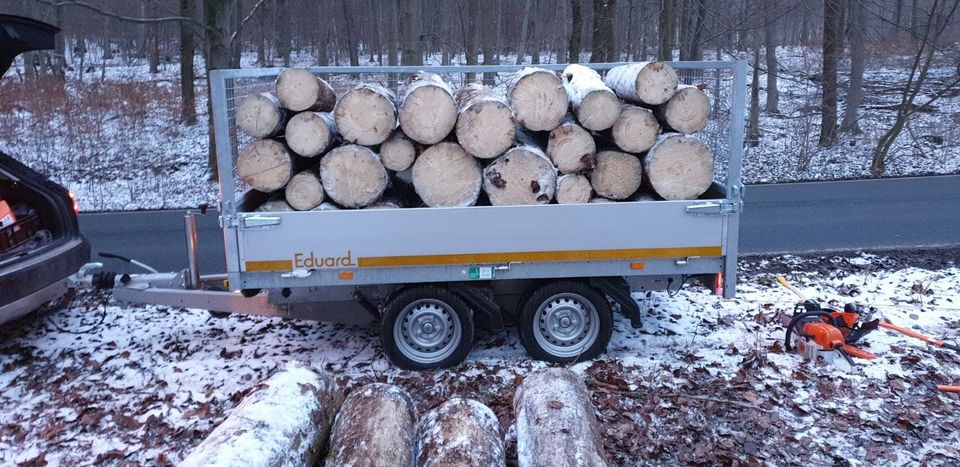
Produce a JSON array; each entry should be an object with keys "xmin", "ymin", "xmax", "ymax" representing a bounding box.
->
[
  {"xmin": 533, "ymin": 293, "xmax": 601, "ymax": 358},
  {"xmin": 393, "ymin": 299, "xmax": 462, "ymax": 364}
]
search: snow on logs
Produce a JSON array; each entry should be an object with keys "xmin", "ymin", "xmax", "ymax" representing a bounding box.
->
[
  {"xmin": 657, "ymin": 84, "xmax": 711, "ymax": 134},
  {"xmin": 508, "ymin": 67, "xmax": 569, "ymax": 131},
  {"xmin": 319, "ymin": 144, "xmax": 389, "ymax": 208},
  {"xmin": 604, "ymin": 61, "xmax": 679, "ymax": 106},
  {"xmin": 417, "ymin": 398, "xmax": 506, "ymax": 466},
  {"xmin": 412, "ymin": 142, "xmax": 483, "ymax": 207},
  {"xmin": 644, "ymin": 135, "xmax": 714, "ymax": 200},
  {"xmin": 236, "ymin": 92, "xmax": 287, "ymax": 139},
  {"xmin": 275, "ymin": 68, "xmax": 337, "ymax": 112},
  {"xmin": 398, "ymin": 72, "xmax": 458, "ymax": 144},
  {"xmin": 325, "ymin": 383, "xmax": 417, "ymax": 466},
  {"xmin": 179, "ymin": 362, "xmax": 341, "ymax": 467},
  {"xmin": 514, "ymin": 368, "xmax": 608, "ymax": 467},
  {"xmin": 236, "ymin": 139, "xmax": 295, "ymax": 192},
  {"xmin": 285, "ymin": 111, "xmax": 338, "ymax": 157},
  {"xmin": 334, "ymin": 83, "xmax": 397, "ymax": 146},
  {"xmin": 562, "ymin": 64, "xmax": 621, "ymax": 131},
  {"xmin": 455, "ymin": 83, "xmax": 517, "ymax": 159},
  {"xmin": 483, "ymin": 145, "xmax": 558, "ymax": 206}
]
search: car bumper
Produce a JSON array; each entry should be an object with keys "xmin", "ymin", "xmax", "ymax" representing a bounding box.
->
[{"xmin": 0, "ymin": 236, "xmax": 89, "ymax": 325}]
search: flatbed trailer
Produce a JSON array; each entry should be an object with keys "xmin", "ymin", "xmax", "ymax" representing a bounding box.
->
[{"xmin": 76, "ymin": 62, "xmax": 747, "ymax": 369}]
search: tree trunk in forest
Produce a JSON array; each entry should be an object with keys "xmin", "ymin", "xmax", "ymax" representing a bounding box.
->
[
  {"xmin": 657, "ymin": 0, "xmax": 675, "ymax": 61},
  {"xmin": 398, "ymin": 0, "xmax": 423, "ymax": 66},
  {"xmin": 204, "ymin": 0, "xmax": 234, "ymax": 177},
  {"xmin": 326, "ymin": 384, "xmax": 417, "ymax": 466},
  {"xmin": 764, "ymin": 2, "xmax": 779, "ymax": 113},
  {"xmin": 568, "ymin": 0, "xmax": 582, "ymax": 63},
  {"xmin": 149, "ymin": 20, "xmax": 160, "ymax": 74},
  {"xmin": 746, "ymin": 32, "xmax": 761, "ymax": 147},
  {"xmin": 516, "ymin": 0, "xmax": 533, "ymax": 65},
  {"xmin": 417, "ymin": 399, "xmax": 505, "ymax": 466},
  {"xmin": 840, "ymin": 0, "xmax": 865, "ymax": 134},
  {"xmin": 819, "ymin": 0, "xmax": 842, "ymax": 147},
  {"xmin": 341, "ymin": 0, "xmax": 359, "ymax": 66},
  {"xmin": 590, "ymin": 0, "xmax": 617, "ymax": 63},
  {"xmin": 180, "ymin": 0, "xmax": 197, "ymax": 125},
  {"xmin": 481, "ymin": 0, "xmax": 499, "ymax": 85},
  {"xmin": 462, "ymin": 0, "xmax": 481, "ymax": 81},
  {"xmin": 53, "ymin": 3, "xmax": 65, "ymax": 77},
  {"xmin": 277, "ymin": 0, "xmax": 291, "ymax": 66},
  {"xmin": 483, "ymin": 145, "xmax": 558, "ymax": 205}
]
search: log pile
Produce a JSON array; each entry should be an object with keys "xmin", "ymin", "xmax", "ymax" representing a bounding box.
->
[{"xmin": 235, "ymin": 63, "xmax": 715, "ymax": 211}]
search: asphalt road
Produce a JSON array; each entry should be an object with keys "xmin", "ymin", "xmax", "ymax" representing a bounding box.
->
[{"xmin": 78, "ymin": 176, "xmax": 960, "ymax": 274}]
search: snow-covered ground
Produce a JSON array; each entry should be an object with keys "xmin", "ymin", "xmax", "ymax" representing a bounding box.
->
[
  {"xmin": 1, "ymin": 251, "xmax": 958, "ymax": 465},
  {"xmin": 0, "ymin": 47, "xmax": 957, "ymax": 211}
]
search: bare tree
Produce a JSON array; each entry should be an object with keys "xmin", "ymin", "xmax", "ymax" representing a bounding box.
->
[
  {"xmin": 590, "ymin": 0, "xmax": 617, "ymax": 62},
  {"xmin": 398, "ymin": 0, "xmax": 423, "ymax": 66},
  {"xmin": 278, "ymin": 0, "xmax": 292, "ymax": 66},
  {"xmin": 764, "ymin": 0, "xmax": 779, "ymax": 113},
  {"xmin": 818, "ymin": 0, "xmax": 842, "ymax": 148},
  {"xmin": 180, "ymin": 0, "xmax": 197, "ymax": 125},
  {"xmin": 204, "ymin": 0, "xmax": 234, "ymax": 177},
  {"xmin": 341, "ymin": 0, "xmax": 359, "ymax": 66},
  {"xmin": 658, "ymin": 0, "xmax": 675, "ymax": 61},
  {"xmin": 516, "ymin": 0, "xmax": 533, "ymax": 65},
  {"xmin": 568, "ymin": 0, "xmax": 582, "ymax": 63},
  {"xmin": 747, "ymin": 22, "xmax": 761, "ymax": 146},
  {"xmin": 840, "ymin": 0, "xmax": 865, "ymax": 133},
  {"xmin": 480, "ymin": 0, "xmax": 498, "ymax": 84}
]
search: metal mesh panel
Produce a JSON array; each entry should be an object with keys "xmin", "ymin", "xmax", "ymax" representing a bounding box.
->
[{"xmin": 674, "ymin": 65, "xmax": 735, "ymax": 185}]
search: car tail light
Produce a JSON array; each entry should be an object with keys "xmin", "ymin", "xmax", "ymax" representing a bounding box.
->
[
  {"xmin": 68, "ymin": 191, "xmax": 79, "ymax": 215},
  {"xmin": 715, "ymin": 272, "xmax": 724, "ymax": 296}
]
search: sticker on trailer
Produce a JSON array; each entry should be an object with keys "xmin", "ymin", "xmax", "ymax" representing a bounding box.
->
[{"xmin": 468, "ymin": 267, "xmax": 495, "ymax": 280}]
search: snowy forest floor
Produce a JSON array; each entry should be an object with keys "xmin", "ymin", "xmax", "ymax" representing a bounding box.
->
[
  {"xmin": 0, "ymin": 47, "xmax": 958, "ymax": 211},
  {"xmin": 1, "ymin": 249, "xmax": 958, "ymax": 466}
]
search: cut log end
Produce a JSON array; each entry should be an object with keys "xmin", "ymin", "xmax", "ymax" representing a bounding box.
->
[
  {"xmin": 556, "ymin": 174, "xmax": 593, "ymax": 204},
  {"xmin": 645, "ymin": 135, "xmax": 714, "ymax": 200},
  {"xmin": 379, "ymin": 131, "xmax": 419, "ymax": 171},
  {"xmin": 399, "ymin": 73, "xmax": 457, "ymax": 144},
  {"xmin": 483, "ymin": 146, "xmax": 558, "ymax": 206},
  {"xmin": 611, "ymin": 106, "xmax": 660, "ymax": 153},
  {"xmin": 412, "ymin": 142, "xmax": 482, "ymax": 207},
  {"xmin": 662, "ymin": 85, "xmax": 711, "ymax": 134},
  {"xmin": 237, "ymin": 139, "xmax": 293, "ymax": 192},
  {"xmin": 547, "ymin": 121, "xmax": 596, "ymax": 174},
  {"xmin": 605, "ymin": 62, "xmax": 678, "ymax": 106},
  {"xmin": 327, "ymin": 383, "xmax": 417, "ymax": 467},
  {"xmin": 276, "ymin": 68, "xmax": 337, "ymax": 112},
  {"xmin": 236, "ymin": 92, "xmax": 285, "ymax": 139},
  {"xmin": 285, "ymin": 111, "xmax": 337, "ymax": 157},
  {"xmin": 509, "ymin": 69, "xmax": 569, "ymax": 131},
  {"xmin": 577, "ymin": 90, "xmax": 621, "ymax": 131},
  {"xmin": 285, "ymin": 171, "xmax": 325, "ymax": 210},
  {"xmin": 319, "ymin": 144, "xmax": 389, "ymax": 208},
  {"xmin": 334, "ymin": 84, "xmax": 397, "ymax": 146},
  {"xmin": 455, "ymin": 84, "xmax": 517, "ymax": 159},
  {"xmin": 417, "ymin": 398, "xmax": 505, "ymax": 467},
  {"xmin": 590, "ymin": 150, "xmax": 642, "ymax": 200}
]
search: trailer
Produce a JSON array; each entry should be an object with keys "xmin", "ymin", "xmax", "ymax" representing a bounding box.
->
[{"xmin": 74, "ymin": 62, "xmax": 746, "ymax": 370}]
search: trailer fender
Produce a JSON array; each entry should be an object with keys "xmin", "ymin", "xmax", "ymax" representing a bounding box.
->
[
  {"xmin": 450, "ymin": 284, "xmax": 504, "ymax": 331},
  {"xmin": 589, "ymin": 277, "xmax": 641, "ymax": 329}
]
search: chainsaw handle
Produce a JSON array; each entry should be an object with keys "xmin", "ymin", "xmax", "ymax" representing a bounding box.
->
[
  {"xmin": 879, "ymin": 322, "xmax": 944, "ymax": 346},
  {"xmin": 777, "ymin": 276, "xmax": 808, "ymax": 301}
]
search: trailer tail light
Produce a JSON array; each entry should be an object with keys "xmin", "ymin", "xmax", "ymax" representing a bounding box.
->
[
  {"xmin": 68, "ymin": 192, "xmax": 79, "ymax": 215},
  {"xmin": 630, "ymin": 262, "xmax": 645, "ymax": 270},
  {"xmin": 715, "ymin": 272, "xmax": 724, "ymax": 296},
  {"xmin": 339, "ymin": 271, "xmax": 354, "ymax": 280}
]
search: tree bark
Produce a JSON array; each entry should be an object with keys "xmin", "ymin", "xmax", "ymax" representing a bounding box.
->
[
  {"xmin": 604, "ymin": 61, "xmax": 678, "ymax": 105},
  {"xmin": 285, "ymin": 111, "xmax": 338, "ymax": 157},
  {"xmin": 416, "ymin": 398, "xmax": 505, "ymax": 466},
  {"xmin": 398, "ymin": 72, "xmax": 458, "ymax": 144},
  {"xmin": 481, "ymin": 0, "xmax": 499, "ymax": 85},
  {"xmin": 515, "ymin": 0, "xmax": 533, "ymax": 65},
  {"xmin": 644, "ymin": 134, "xmax": 714, "ymax": 200},
  {"xmin": 590, "ymin": 150, "xmax": 642, "ymax": 200},
  {"xmin": 483, "ymin": 145, "xmax": 558, "ymax": 205},
  {"xmin": 508, "ymin": 68, "xmax": 569, "ymax": 131},
  {"xmin": 333, "ymin": 83, "xmax": 398, "ymax": 145},
  {"xmin": 285, "ymin": 170, "xmax": 325, "ymax": 210},
  {"xmin": 341, "ymin": 0, "xmax": 360, "ymax": 66},
  {"xmin": 556, "ymin": 174, "xmax": 593, "ymax": 204},
  {"xmin": 398, "ymin": 0, "xmax": 423, "ymax": 66},
  {"xmin": 204, "ymin": 0, "xmax": 233, "ymax": 177},
  {"xmin": 236, "ymin": 92, "xmax": 287, "ymax": 139},
  {"xmin": 179, "ymin": 0, "xmax": 196, "ymax": 125},
  {"xmin": 547, "ymin": 117, "xmax": 597, "ymax": 173},
  {"xmin": 455, "ymin": 83, "xmax": 516, "ymax": 159},
  {"xmin": 746, "ymin": 30, "xmax": 761, "ymax": 147},
  {"xmin": 610, "ymin": 105, "xmax": 660, "ymax": 153},
  {"xmin": 326, "ymin": 384, "xmax": 417, "ymax": 466},
  {"xmin": 590, "ymin": 0, "xmax": 617, "ymax": 63},
  {"xmin": 276, "ymin": 68, "xmax": 337, "ymax": 112},
  {"xmin": 412, "ymin": 142, "xmax": 483, "ymax": 207},
  {"xmin": 562, "ymin": 64, "xmax": 621, "ymax": 131},
  {"xmin": 568, "ymin": 0, "xmax": 582, "ymax": 63},
  {"xmin": 818, "ymin": 0, "xmax": 842, "ymax": 147},
  {"xmin": 657, "ymin": 0, "xmax": 675, "ymax": 61},
  {"xmin": 320, "ymin": 144, "xmax": 389, "ymax": 208},
  {"xmin": 840, "ymin": 0, "xmax": 865, "ymax": 134},
  {"xmin": 656, "ymin": 84, "xmax": 711, "ymax": 134},
  {"xmin": 237, "ymin": 139, "xmax": 296, "ymax": 192},
  {"xmin": 764, "ymin": 2, "xmax": 779, "ymax": 113}
]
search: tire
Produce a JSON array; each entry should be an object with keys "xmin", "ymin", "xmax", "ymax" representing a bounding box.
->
[
  {"xmin": 518, "ymin": 281, "xmax": 613, "ymax": 363},
  {"xmin": 380, "ymin": 285, "xmax": 475, "ymax": 370}
]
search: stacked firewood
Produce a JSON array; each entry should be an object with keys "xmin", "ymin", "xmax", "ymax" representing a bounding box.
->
[{"xmin": 234, "ymin": 62, "xmax": 714, "ymax": 211}]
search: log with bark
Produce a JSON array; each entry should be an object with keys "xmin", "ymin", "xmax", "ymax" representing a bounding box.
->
[
  {"xmin": 379, "ymin": 130, "xmax": 420, "ymax": 171},
  {"xmin": 483, "ymin": 145, "xmax": 558, "ymax": 205},
  {"xmin": 455, "ymin": 83, "xmax": 517, "ymax": 159},
  {"xmin": 417, "ymin": 398, "xmax": 505, "ymax": 467},
  {"xmin": 514, "ymin": 368, "xmax": 608, "ymax": 467},
  {"xmin": 255, "ymin": 198, "xmax": 294, "ymax": 212},
  {"xmin": 546, "ymin": 118, "xmax": 596, "ymax": 174},
  {"xmin": 398, "ymin": 72, "xmax": 458, "ymax": 144},
  {"xmin": 275, "ymin": 68, "xmax": 337, "ymax": 112},
  {"xmin": 236, "ymin": 92, "xmax": 287, "ymax": 139},
  {"xmin": 285, "ymin": 111, "xmax": 338, "ymax": 157},
  {"xmin": 508, "ymin": 68, "xmax": 569, "ymax": 131},
  {"xmin": 237, "ymin": 139, "xmax": 295, "ymax": 192},
  {"xmin": 319, "ymin": 144, "xmax": 389, "ymax": 208},
  {"xmin": 556, "ymin": 174, "xmax": 593, "ymax": 204},
  {"xmin": 412, "ymin": 142, "xmax": 483, "ymax": 207},
  {"xmin": 325, "ymin": 383, "xmax": 417, "ymax": 466},
  {"xmin": 285, "ymin": 170, "xmax": 325, "ymax": 210},
  {"xmin": 604, "ymin": 61, "xmax": 678, "ymax": 106},
  {"xmin": 656, "ymin": 84, "xmax": 711, "ymax": 134},
  {"xmin": 334, "ymin": 84, "xmax": 398, "ymax": 146},
  {"xmin": 610, "ymin": 105, "xmax": 660, "ymax": 153},
  {"xmin": 644, "ymin": 134, "xmax": 714, "ymax": 200},
  {"xmin": 562, "ymin": 64, "xmax": 621, "ymax": 131},
  {"xmin": 179, "ymin": 362, "xmax": 341, "ymax": 467},
  {"xmin": 590, "ymin": 150, "xmax": 642, "ymax": 200}
]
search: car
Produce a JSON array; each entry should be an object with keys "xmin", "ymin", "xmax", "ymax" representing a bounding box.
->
[{"xmin": 0, "ymin": 14, "xmax": 90, "ymax": 325}]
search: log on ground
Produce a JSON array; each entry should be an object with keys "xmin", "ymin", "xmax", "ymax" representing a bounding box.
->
[
  {"xmin": 483, "ymin": 146, "xmax": 558, "ymax": 205},
  {"xmin": 644, "ymin": 134, "xmax": 714, "ymax": 200},
  {"xmin": 285, "ymin": 170, "xmax": 325, "ymax": 210},
  {"xmin": 604, "ymin": 62, "xmax": 678, "ymax": 106},
  {"xmin": 610, "ymin": 105, "xmax": 660, "ymax": 153},
  {"xmin": 285, "ymin": 111, "xmax": 338, "ymax": 157},
  {"xmin": 514, "ymin": 368, "xmax": 608, "ymax": 467},
  {"xmin": 179, "ymin": 362, "xmax": 341, "ymax": 467},
  {"xmin": 326, "ymin": 383, "xmax": 417, "ymax": 466},
  {"xmin": 590, "ymin": 150, "xmax": 642, "ymax": 200},
  {"xmin": 556, "ymin": 174, "xmax": 593, "ymax": 204},
  {"xmin": 508, "ymin": 68, "xmax": 569, "ymax": 131},
  {"xmin": 412, "ymin": 142, "xmax": 482, "ymax": 207},
  {"xmin": 417, "ymin": 398, "xmax": 505, "ymax": 467},
  {"xmin": 455, "ymin": 83, "xmax": 517, "ymax": 159},
  {"xmin": 275, "ymin": 68, "xmax": 337, "ymax": 112},
  {"xmin": 379, "ymin": 130, "xmax": 420, "ymax": 171},
  {"xmin": 334, "ymin": 84, "xmax": 397, "ymax": 146},
  {"xmin": 562, "ymin": 64, "xmax": 621, "ymax": 131},
  {"xmin": 237, "ymin": 139, "xmax": 295, "ymax": 192},
  {"xmin": 656, "ymin": 84, "xmax": 711, "ymax": 134},
  {"xmin": 547, "ymin": 118, "xmax": 596, "ymax": 174},
  {"xmin": 319, "ymin": 144, "xmax": 389, "ymax": 208},
  {"xmin": 398, "ymin": 72, "xmax": 458, "ymax": 144},
  {"xmin": 236, "ymin": 92, "xmax": 287, "ymax": 139}
]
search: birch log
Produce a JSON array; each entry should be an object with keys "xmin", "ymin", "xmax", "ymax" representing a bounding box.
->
[
  {"xmin": 275, "ymin": 68, "xmax": 337, "ymax": 112},
  {"xmin": 590, "ymin": 150, "xmax": 642, "ymax": 200},
  {"xmin": 610, "ymin": 105, "xmax": 660, "ymax": 153},
  {"xmin": 562, "ymin": 64, "xmax": 621, "ymax": 131},
  {"xmin": 255, "ymin": 198, "xmax": 294, "ymax": 212},
  {"xmin": 604, "ymin": 62, "xmax": 679, "ymax": 106},
  {"xmin": 284, "ymin": 170, "xmax": 325, "ymax": 210},
  {"xmin": 412, "ymin": 142, "xmax": 483, "ymax": 207},
  {"xmin": 379, "ymin": 130, "xmax": 420, "ymax": 171},
  {"xmin": 483, "ymin": 146, "xmax": 557, "ymax": 205},
  {"xmin": 325, "ymin": 383, "xmax": 417, "ymax": 467},
  {"xmin": 236, "ymin": 92, "xmax": 287, "ymax": 139},
  {"xmin": 547, "ymin": 118, "xmax": 596, "ymax": 174},
  {"xmin": 334, "ymin": 84, "xmax": 397, "ymax": 145},
  {"xmin": 556, "ymin": 174, "xmax": 593, "ymax": 204},
  {"xmin": 514, "ymin": 368, "xmax": 608, "ymax": 467},
  {"xmin": 417, "ymin": 398, "xmax": 506, "ymax": 467},
  {"xmin": 508, "ymin": 68, "xmax": 569, "ymax": 131},
  {"xmin": 319, "ymin": 144, "xmax": 389, "ymax": 208},
  {"xmin": 398, "ymin": 72, "xmax": 458, "ymax": 144},
  {"xmin": 657, "ymin": 84, "xmax": 711, "ymax": 134},
  {"xmin": 285, "ymin": 111, "xmax": 338, "ymax": 157},
  {"xmin": 179, "ymin": 362, "xmax": 341, "ymax": 467},
  {"xmin": 237, "ymin": 139, "xmax": 294, "ymax": 192},
  {"xmin": 644, "ymin": 135, "xmax": 714, "ymax": 200},
  {"xmin": 455, "ymin": 83, "xmax": 517, "ymax": 159}
]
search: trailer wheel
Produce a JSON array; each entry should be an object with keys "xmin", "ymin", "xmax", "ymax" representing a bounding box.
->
[
  {"xmin": 518, "ymin": 281, "xmax": 613, "ymax": 363},
  {"xmin": 381, "ymin": 286, "xmax": 475, "ymax": 370}
]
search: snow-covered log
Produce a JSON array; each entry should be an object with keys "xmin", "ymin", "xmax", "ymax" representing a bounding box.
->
[
  {"xmin": 398, "ymin": 72, "xmax": 458, "ymax": 144},
  {"xmin": 236, "ymin": 139, "xmax": 294, "ymax": 192},
  {"xmin": 255, "ymin": 198, "xmax": 294, "ymax": 212},
  {"xmin": 514, "ymin": 368, "xmax": 608, "ymax": 467},
  {"xmin": 562, "ymin": 64, "xmax": 621, "ymax": 131},
  {"xmin": 508, "ymin": 68, "xmax": 569, "ymax": 131},
  {"xmin": 285, "ymin": 111, "xmax": 338, "ymax": 157},
  {"xmin": 311, "ymin": 202, "xmax": 340, "ymax": 211},
  {"xmin": 483, "ymin": 145, "xmax": 557, "ymax": 205},
  {"xmin": 546, "ymin": 117, "xmax": 596, "ymax": 174},
  {"xmin": 179, "ymin": 362, "xmax": 341, "ymax": 467},
  {"xmin": 657, "ymin": 84, "xmax": 711, "ymax": 134},
  {"xmin": 325, "ymin": 383, "xmax": 417, "ymax": 466},
  {"xmin": 275, "ymin": 68, "xmax": 337, "ymax": 112},
  {"xmin": 412, "ymin": 142, "xmax": 483, "ymax": 207},
  {"xmin": 644, "ymin": 135, "xmax": 714, "ymax": 200},
  {"xmin": 236, "ymin": 92, "xmax": 287, "ymax": 139},
  {"xmin": 319, "ymin": 144, "xmax": 389, "ymax": 208},
  {"xmin": 284, "ymin": 170, "xmax": 325, "ymax": 211},
  {"xmin": 417, "ymin": 398, "xmax": 505, "ymax": 467},
  {"xmin": 379, "ymin": 130, "xmax": 420, "ymax": 171},
  {"xmin": 455, "ymin": 83, "xmax": 517, "ymax": 159},
  {"xmin": 334, "ymin": 84, "xmax": 397, "ymax": 146},
  {"xmin": 556, "ymin": 174, "xmax": 593, "ymax": 204},
  {"xmin": 590, "ymin": 150, "xmax": 642, "ymax": 200},
  {"xmin": 610, "ymin": 105, "xmax": 660, "ymax": 153},
  {"xmin": 604, "ymin": 62, "xmax": 678, "ymax": 106}
]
